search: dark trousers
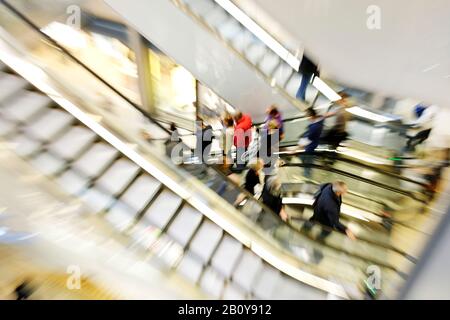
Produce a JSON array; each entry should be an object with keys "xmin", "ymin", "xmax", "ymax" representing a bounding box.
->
[
  {"xmin": 405, "ymin": 129, "xmax": 431, "ymax": 152},
  {"xmin": 296, "ymin": 73, "xmax": 313, "ymax": 101}
]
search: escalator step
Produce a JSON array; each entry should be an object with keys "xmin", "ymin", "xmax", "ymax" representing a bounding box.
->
[
  {"xmin": 95, "ymin": 158, "xmax": 140, "ymax": 195},
  {"xmin": 144, "ymin": 189, "xmax": 182, "ymax": 229},
  {"xmin": 0, "ymin": 90, "xmax": 50, "ymax": 123},
  {"xmin": 25, "ymin": 109, "xmax": 74, "ymax": 142},
  {"xmin": 166, "ymin": 206, "xmax": 202, "ymax": 247},
  {"xmin": 177, "ymin": 252, "xmax": 204, "ymax": 284},
  {"xmin": 199, "ymin": 267, "xmax": 225, "ymax": 299},
  {"xmin": 48, "ymin": 126, "xmax": 96, "ymax": 161},
  {"xmin": 0, "ymin": 73, "xmax": 28, "ymax": 103},
  {"xmin": 189, "ymin": 220, "xmax": 223, "ymax": 263},
  {"xmin": 72, "ymin": 143, "xmax": 118, "ymax": 178},
  {"xmin": 119, "ymin": 174, "xmax": 161, "ymax": 212},
  {"xmin": 232, "ymin": 250, "xmax": 262, "ymax": 292},
  {"xmin": 211, "ymin": 235, "xmax": 243, "ymax": 278}
]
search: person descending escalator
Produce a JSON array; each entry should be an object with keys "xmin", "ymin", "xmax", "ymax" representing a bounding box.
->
[
  {"xmin": 233, "ymin": 111, "xmax": 253, "ymax": 171},
  {"xmin": 302, "ymin": 181, "xmax": 356, "ymax": 241},
  {"xmin": 220, "ymin": 115, "xmax": 235, "ymax": 166},
  {"xmin": 298, "ymin": 108, "xmax": 324, "ymax": 180},
  {"xmin": 243, "ymin": 159, "xmax": 264, "ymax": 195},
  {"xmin": 264, "ymin": 105, "xmax": 285, "ymax": 141},
  {"xmin": 295, "ymin": 53, "xmax": 319, "ymax": 102},
  {"xmin": 322, "ymin": 92, "xmax": 352, "ymax": 150},
  {"xmin": 259, "ymin": 119, "xmax": 280, "ymax": 170},
  {"xmin": 196, "ymin": 120, "xmax": 213, "ymax": 164},
  {"xmin": 233, "ymin": 158, "xmax": 264, "ymax": 208},
  {"xmin": 403, "ymin": 103, "xmax": 438, "ymax": 154},
  {"xmin": 262, "ymin": 176, "xmax": 288, "ymax": 222}
]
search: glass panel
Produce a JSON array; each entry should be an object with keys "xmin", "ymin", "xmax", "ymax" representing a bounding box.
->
[{"xmin": 148, "ymin": 48, "xmax": 196, "ymax": 121}]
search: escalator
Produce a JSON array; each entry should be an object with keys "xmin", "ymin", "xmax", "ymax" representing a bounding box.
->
[
  {"xmin": 104, "ymin": 0, "xmax": 315, "ymax": 120},
  {"xmin": 0, "ymin": 0, "xmax": 442, "ymax": 300},
  {"xmin": 0, "ymin": 2, "xmax": 362, "ymax": 299},
  {"xmin": 0, "ymin": 65, "xmax": 334, "ymax": 299}
]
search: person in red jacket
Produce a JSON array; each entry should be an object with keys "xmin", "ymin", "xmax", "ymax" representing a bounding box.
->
[{"xmin": 233, "ymin": 111, "xmax": 253, "ymax": 170}]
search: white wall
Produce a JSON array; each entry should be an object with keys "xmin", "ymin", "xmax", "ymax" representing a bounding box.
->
[
  {"xmin": 234, "ymin": 0, "xmax": 450, "ymax": 109},
  {"xmin": 105, "ymin": 0, "xmax": 299, "ymax": 122}
]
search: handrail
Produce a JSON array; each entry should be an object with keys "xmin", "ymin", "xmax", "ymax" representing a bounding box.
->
[
  {"xmin": 0, "ymin": 0, "xmax": 415, "ymax": 283},
  {"xmin": 280, "ymin": 162, "xmax": 426, "ymax": 203},
  {"xmin": 205, "ymin": 164, "xmax": 412, "ymax": 271},
  {"xmin": 279, "ymin": 149, "xmax": 429, "ymax": 188},
  {"xmin": 0, "ymin": 0, "xmax": 171, "ymax": 137}
]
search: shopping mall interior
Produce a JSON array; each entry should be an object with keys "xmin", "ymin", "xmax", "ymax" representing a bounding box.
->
[{"xmin": 0, "ymin": 0, "xmax": 449, "ymax": 300}]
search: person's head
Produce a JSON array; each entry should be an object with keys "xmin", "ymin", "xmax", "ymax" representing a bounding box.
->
[
  {"xmin": 224, "ymin": 117, "xmax": 234, "ymax": 128},
  {"xmin": 268, "ymin": 105, "xmax": 279, "ymax": 117},
  {"xmin": 306, "ymin": 107, "xmax": 318, "ymax": 121},
  {"xmin": 336, "ymin": 92, "xmax": 350, "ymax": 107},
  {"xmin": 169, "ymin": 122, "xmax": 176, "ymax": 132},
  {"xmin": 234, "ymin": 111, "xmax": 243, "ymax": 122},
  {"xmin": 249, "ymin": 158, "xmax": 264, "ymax": 172},
  {"xmin": 332, "ymin": 181, "xmax": 348, "ymax": 196}
]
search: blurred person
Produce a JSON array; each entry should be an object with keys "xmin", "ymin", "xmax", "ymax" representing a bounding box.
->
[
  {"xmin": 233, "ymin": 111, "xmax": 253, "ymax": 171},
  {"xmin": 196, "ymin": 120, "xmax": 213, "ymax": 164},
  {"xmin": 14, "ymin": 278, "xmax": 34, "ymax": 300},
  {"xmin": 259, "ymin": 119, "xmax": 280, "ymax": 169},
  {"xmin": 220, "ymin": 116, "xmax": 235, "ymax": 165},
  {"xmin": 303, "ymin": 181, "xmax": 356, "ymax": 241},
  {"xmin": 165, "ymin": 122, "xmax": 183, "ymax": 162},
  {"xmin": 243, "ymin": 158, "xmax": 264, "ymax": 195},
  {"xmin": 214, "ymin": 155, "xmax": 242, "ymax": 196},
  {"xmin": 298, "ymin": 108, "xmax": 324, "ymax": 180},
  {"xmin": 296, "ymin": 54, "xmax": 319, "ymax": 102},
  {"xmin": 404, "ymin": 103, "xmax": 438, "ymax": 154},
  {"xmin": 264, "ymin": 105, "xmax": 284, "ymax": 140},
  {"xmin": 322, "ymin": 92, "xmax": 352, "ymax": 150},
  {"xmin": 262, "ymin": 176, "xmax": 288, "ymax": 222},
  {"xmin": 233, "ymin": 159, "xmax": 264, "ymax": 207}
]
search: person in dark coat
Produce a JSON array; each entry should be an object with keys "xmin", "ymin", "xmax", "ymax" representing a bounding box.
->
[
  {"xmin": 262, "ymin": 176, "xmax": 288, "ymax": 221},
  {"xmin": 244, "ymin": 159, "xmax": 263, "ymax": 195},
  {"xmin": 296, "ymin": 54, "xmax": 319, "ymax": 102},
  {"xmin": 298, "ymin": 108, "xmax": 324, "ymax": 179},
  {"xmin": 308, "ymin": 181, "xmax": 355, "ymax": 240}
]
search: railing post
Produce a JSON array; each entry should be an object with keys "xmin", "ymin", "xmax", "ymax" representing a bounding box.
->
[{"xmin": 127, "ymin": 28, "xmax": 155, "ymax": 114}]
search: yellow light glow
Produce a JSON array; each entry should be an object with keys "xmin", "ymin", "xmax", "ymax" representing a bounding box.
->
[
  {"xmin": 171, "ymin": 66, "xmax": 196, "ymax": 106},
  {"xmin": 41, "ymin": 22, "xmax": 87, "ymax": 50}
]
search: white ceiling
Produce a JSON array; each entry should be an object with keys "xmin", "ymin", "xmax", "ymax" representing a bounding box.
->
[{"xmin": 235, "ymin": 0, "xmax": 450, "ymax": 107}]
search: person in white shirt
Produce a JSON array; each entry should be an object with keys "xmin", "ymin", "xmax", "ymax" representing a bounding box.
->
[
  {"xmin": 405, "ymin": 104, "xmax": 438, "ymax": 153},
  {"xmin": 220, "ymin": 116, "xmax": 235, "ymax": 165}
]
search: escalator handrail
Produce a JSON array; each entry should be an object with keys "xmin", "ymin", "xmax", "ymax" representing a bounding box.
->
[
  {"xmin": 207, "ymin": 164, "xmax": 416, "ymax": 270},
  {"xmin": 169, "ymin": 0, "xmax": 308, "ymax": 112},
  {"xmin": 281, "ymin": 162, "xmax": 426, "ymax": 203},
  {"xmin": 0, "ymin": 0, "xmax": 171, "ymax": 138},
  {"xmin": 278, "ymin": 148, "xmax": 429, "ymax": 188},
  {"xmin": 1, "ymin": 0, "xmax": 413, "ymax": 277}
]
